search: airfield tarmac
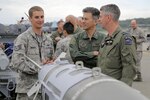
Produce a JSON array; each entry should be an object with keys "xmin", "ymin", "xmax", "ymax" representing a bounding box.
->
[{"xmin": 133, "ymin": 42, "xmax": 150, "ymax": 99}]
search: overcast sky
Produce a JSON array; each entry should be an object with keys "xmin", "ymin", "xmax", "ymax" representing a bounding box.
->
[{"xmin": 0, "ymin": 0, "xmax": 150, "ymax": 25}]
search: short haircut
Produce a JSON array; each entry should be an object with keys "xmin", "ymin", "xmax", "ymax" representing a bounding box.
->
[
  {"xmin": 28, "ymin": 6, "xmax": 44, "ymax": 17},
  {"xmin": 63, "ymin": 22, "xmax": 74, "ymax": 34},
  {"xmin": 82, "ymin": 7, "xmax": 100, "ymax": 20},
  {"xmin": 100, "ymin": 4, "xmax": 120, "ymax": 21},
  {"xmin": 57, "ymin": 19, "xmax": 64, "ymax": 25}
]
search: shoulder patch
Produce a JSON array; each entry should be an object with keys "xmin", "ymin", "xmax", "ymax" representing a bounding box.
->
[
  {"xmin": 124, "ymin": 36, "xmax": 132, "ymax": 45},
  {"xmin": 80, "ymin": 41, "xmax": 87, "ymax": 47},
  {"xmin": 122, "ymin": 31, "xmax": 133, "ymax": 45}
]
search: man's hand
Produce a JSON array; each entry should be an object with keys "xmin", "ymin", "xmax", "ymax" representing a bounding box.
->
[
  {"xmin": 55, "ymin": 37, "xmax": 61, "ymax": 42},
  {"xmin": 42, "ymin": 58, "xmax": 54, "ymax": 65},
  {"xmin": 0, "ymin": 43, "xmax": 5, "ymax": 49},
  {"xmin": 93, "ymin": 51, "xmax": 100, "ymax": 56}
]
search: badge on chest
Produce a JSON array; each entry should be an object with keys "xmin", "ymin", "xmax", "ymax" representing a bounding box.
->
[{"xmin": 101, "ymin": 38, "xmax": 113, "ymax": 48}]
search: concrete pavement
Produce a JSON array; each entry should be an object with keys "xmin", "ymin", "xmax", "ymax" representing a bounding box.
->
[{"xmin": 132, "ymin": 43, "xmax": 150, "ymax": 99}]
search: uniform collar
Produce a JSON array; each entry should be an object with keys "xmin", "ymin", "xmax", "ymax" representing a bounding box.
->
[
  {"xmin": 83, "ymin": 31, "xmax": 99, "ymax": 40},
  {"xmin": 28, "ymin": 27, "xmax": 47, "ymax": 41},
  {"xmin": 106, "ymin": 26, "xmax": 122, "ymax": 39}
]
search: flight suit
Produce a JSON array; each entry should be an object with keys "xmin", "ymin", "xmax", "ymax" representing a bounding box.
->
[
  {"xmin": 97, "ymin": 27, "xmax": 136, "ymax": 86},
  {"xmin": 11, "ymin": 27, "xmax": 54, "ymax": 100},
  {"xmin": 69, "ymin": 31, "xmax": 105, "ymax": 68}
]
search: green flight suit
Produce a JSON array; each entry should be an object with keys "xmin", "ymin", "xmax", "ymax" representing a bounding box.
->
[
  {"xmin": 97, "ymin": 27, "xmax": 136, "ymax": 86},
  {"xmin": 69, "ymin": 31, "xmax": 105, "ymax": 68}
]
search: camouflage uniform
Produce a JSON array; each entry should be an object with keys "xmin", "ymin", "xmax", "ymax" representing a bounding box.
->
[
  {"xmin": 69, "ymin": 31, "xmax": 105, "ymax": 68},
  {"xmin": 97, "ymin": 27, "xmax": 136, "ymax": 86},
  {"xmin": 16, "ymin": 93, "xmax": 42, "ymax": 100},
  {"xmin": 54, "ymin": 35, "xmax": 73, "ymax": 63},
  {"xmin": 73, "ymin": 26, "xmax": 84, "ymax": 34},
  {"xmin": 50, "ymin": 31, "xmax": 63, "ymax": 49},
  {"xmin": 128, "ymin": 27, "xmax": 146, "ymax": 73},
  {"xmin": 11, "ymin": 27, "xmax": 54, "ymax": 99}
]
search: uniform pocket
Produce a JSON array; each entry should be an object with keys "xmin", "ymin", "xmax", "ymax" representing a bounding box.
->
[
  {"xmin": 42, "ymin": 44, "xmax": 53, "ymax": 58},
  {"xmin": 121, "ymin": 47, "xmax": 132, "ymax": 64},
  {"xmin": 106, "ymin": 55, "xmax": 121, "ymax": 69},
  {"xmin": 79, "ymin": 40, "xmax": 89, "ymax": 51},
  {"xmin": 28, "ymin": 43, "xmax": 39, "ymax": 55},
  {"xmin": 92, "ymin": 42, "xmax": 100, "ymax": 51}
]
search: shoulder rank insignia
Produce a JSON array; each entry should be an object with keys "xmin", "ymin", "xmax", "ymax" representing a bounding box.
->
[{"xmin": 125, "ymin": 37, "xmax": 132, "ymax": 45}]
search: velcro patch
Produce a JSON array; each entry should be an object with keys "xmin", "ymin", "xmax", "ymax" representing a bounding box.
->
[{"xmin": 125, "ymin": 37, "xmax": 132, "ymax": 45}]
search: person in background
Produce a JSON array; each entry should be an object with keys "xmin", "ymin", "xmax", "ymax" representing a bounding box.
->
[
  {"xmin": 3, "ymin": 43, "xmax": 14, "ymax": 59},
  {"xmin": 50, "ymin": 19, "xmax": 64, "ymax": 50},
  {"xmin": 97, "ymin": 4, "xmax": 136, "ymax": 86},
  {"xmin": 19, "ymin": 17, "xmax": 24, "ymax": 23},
  {"xmin": 10, "ymin": 6, "xmax": 54, "ymax": 100},
  {"xmin": 54, "ymin": 22, "xmax": 74, "ymax": 63},
  {"xmin": 0, "ymin": 43, "xmax": 14, "ymax": 59},
  {"xmin": 77, "ymin": 16, "xmax": 84, "ymax": 28},
  {"xmin": 65, "ymin": 15, "xmax": 84, "ymax": 34},
  {"xmin": 69, "ymin": 7, "xmax": 105, "ymax": 68},
  {"xmin": 0, "ymin": 43, "xmax": 5, "ymax": 49},
  {"xmin": 128, "ymin": 19, "xmax": 146, "ymax": 81},
  {"xmin": 146, "ymin": 33, "xmax": 150, "ymax": 50},
  {"xmin": 18, "ymin": 17, "xmax": 25, "ymax": 34}
]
